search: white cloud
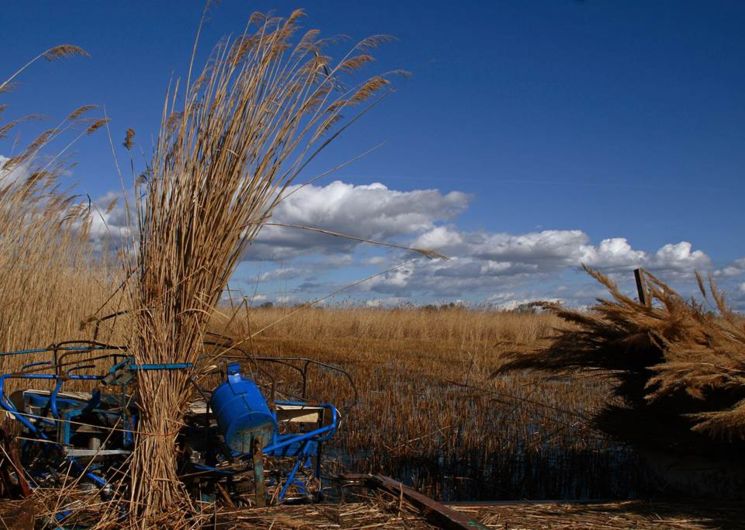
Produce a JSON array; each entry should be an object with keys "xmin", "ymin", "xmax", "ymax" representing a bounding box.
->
[
  {"xmin": 414, "ymin": 228, "xmax": 590, "ymax": 265},
  {"xmin": 581, "ymin": 238, "xmax": 646, "ymax": 269},
  {"xmin": 716, "ymin": 257, "xmax": 745, "ymax": 278},
  {"xmin": 489, "ymin": 297, "xmax": 561, "ymax": 311},
  {"xmin": 364, "ymin": 256, "xmax": 387, "ymax": 266},
  {"xmin": 257, "ymin": 267, "xmax": 308, "ymax": 282},
  {"xmin": 84, "ymin": 191, "xmax": 133, "ymax": 249},
  {"xmin": 361, "ymin": 226, "xmax": 713, "ymax": 301},
  {"xmin": 0, "ymin": 154, "xmax": 32, "ymax": 188},
  {"xmin": 413, "ymin": 226, "xmax": 709, "ymax": 277},
  {"xmin": 84, "ymin": 180, "xmax": 722, "ymax": 307},
  {"xmin": 247, "ymin": 181, "xmax": 470, "ymax": 260},
  {"xmin": 249, "ymin": 294, "xmax": 268, "ymax": 304},
  {"xmin": 364, "ymin": 296, "xmax": 409, "ymax": 307},
  {"xmin": 651, "ymin": 241, "xmax": 711, "ymax": 272},
  {"xmin": 276, "ymin": 295, "xmax": 293, "ymax": 303}
]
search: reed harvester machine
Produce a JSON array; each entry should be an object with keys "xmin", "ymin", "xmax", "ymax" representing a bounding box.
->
[{"xmin": 0, "ymin": 340, "xmax": 355, "ymax": 509}]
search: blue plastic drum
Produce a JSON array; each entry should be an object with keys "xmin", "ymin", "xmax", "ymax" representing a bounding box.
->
[{"xmin": 210, "ymin": 362, "xmax": 276, "ymax": 453}]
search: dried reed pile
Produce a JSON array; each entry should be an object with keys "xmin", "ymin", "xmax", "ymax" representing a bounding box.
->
[
  {"xmin": 504, "ymin": 266, "xmax": 745, "ymax": 443},
  {"xmin": 451, "ymin": 499, "xmax": 745, "ymax": 530},
  {"xmin": 215, "ymin": 494, "xmax": 440, "ymax": 529},
  {"xmin": 125, "ymin": 10, "xmax": 393, "ymax": 525}
]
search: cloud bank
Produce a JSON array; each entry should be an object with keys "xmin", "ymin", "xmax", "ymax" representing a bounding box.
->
[{"xmin": 83, "ymin": 179, "xmax": 737, "ymax": 308}]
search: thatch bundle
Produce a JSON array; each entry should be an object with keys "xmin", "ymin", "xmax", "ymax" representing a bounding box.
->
[
  {"xmin": 503, "ymin": 266, "xmax": 745, "ymax": 442},
  {"xmin": 125, "ymin": 9, "xmax": 392, "ymax": 526}
]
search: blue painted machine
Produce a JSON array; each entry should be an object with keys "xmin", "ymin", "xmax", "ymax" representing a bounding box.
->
[{"xmin": 0, "ymin": 341, "xmax": 352, "ymax": 509}]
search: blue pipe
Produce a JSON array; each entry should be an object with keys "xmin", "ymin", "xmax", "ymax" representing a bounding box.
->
[
  {"xmin": 278, "ymin": 447, "xmax": 305, "ymax": 501},
  {"xmin": 0, "ymin": 376, "xmax": 46, "ymax": 438},
  {"xmin": 49, "ymin": 379, "xmax": 64, "ymax": 419},
  {"xmin": 129, "ymin": 363, "xmax": 193, "ymax": 371},
  {"xmin": 263, "ymin": 404, "xmax": 338, "ymax": 454},
  {"xmin": 0, "ymin": 344, "xmax": 112, "ymax": 357}
]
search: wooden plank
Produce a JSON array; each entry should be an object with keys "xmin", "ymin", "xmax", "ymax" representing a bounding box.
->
[
  {"xmin": 253, "ymin": 439, "xmax": 266, "ymax": 507},
  {"xmin": 341, "ymin": 473, "xmax": 488, "ymax": 530}
]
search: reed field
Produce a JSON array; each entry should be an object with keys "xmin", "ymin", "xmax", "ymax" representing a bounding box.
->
[{"xmin": 211, "ymin": 306, "xmax": 652, "ymax": 501}]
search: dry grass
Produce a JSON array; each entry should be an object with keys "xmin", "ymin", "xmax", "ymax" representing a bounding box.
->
[
  {"xmin": 0, "ymin": 42, "xmax": 128, "ymax": 529},
  {"xmin": 225, "ymin": 304, "xmax": 559, "ymax": 346}
]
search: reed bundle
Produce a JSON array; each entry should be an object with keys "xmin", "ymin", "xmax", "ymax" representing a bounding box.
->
[
  {"xmin": 504, "ymin": 266, "xmax": 745, "ymax": 441},
  {"xmin": 126, "ymin": 9, "xmax": 392, "ymax": 525}
]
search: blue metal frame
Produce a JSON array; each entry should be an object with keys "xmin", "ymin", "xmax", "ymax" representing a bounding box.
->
[
  {"xmin": 0, "ymin": 343, "xmax": 342, "ymax": 507},
  {"xmin": 0, "ymin": 344, "xmax": 194, "ymax": 496}
]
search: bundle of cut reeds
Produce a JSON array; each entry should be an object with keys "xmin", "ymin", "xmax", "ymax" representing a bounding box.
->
[
  {"xmin": 503, "ymin": 266, "xmax": 745, "ymax": 441},
  {"xmin": 126, "ymin": 9, "xmax": 393, "ymax": 525}
]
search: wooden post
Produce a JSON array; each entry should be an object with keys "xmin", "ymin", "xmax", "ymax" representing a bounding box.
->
[
  {"xmin": 634, "ymin": 268, "xmax": 647, "ymax": 306},
  {"xmin": 253, "ymin": 438, "xmax": 266, "ymax": 507}
]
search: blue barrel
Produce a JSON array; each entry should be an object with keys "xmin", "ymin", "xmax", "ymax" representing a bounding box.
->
[{"xmin": 210, "ymin": 362, "xmax": 276, "ymax": 453}]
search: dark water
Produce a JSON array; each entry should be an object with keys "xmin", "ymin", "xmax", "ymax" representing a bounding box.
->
[{"xmin": 332, "ymin": 442, "xmax": 653, "ymax": 502}]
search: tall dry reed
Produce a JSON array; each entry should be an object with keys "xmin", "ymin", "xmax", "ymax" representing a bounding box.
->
[
  {"xmin": 126, "ymin": 10, "xmax": 394, "ymax": 524},
  {"xmin": 0, "ymin": 46, "xmax": 119, "ymax": 377}
]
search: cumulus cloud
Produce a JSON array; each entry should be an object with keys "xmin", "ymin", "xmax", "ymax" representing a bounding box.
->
[
  {"xmin": 364, "ymin": 296, "xmax": 409, "ymax": 308},
  {"xmin": 651, "ymin": 242, "xmax": 711, "ymax": 272},
  {"xmin": 363, "ymin": 257, "xmax": 534, "ymax": 298},
  {"xmin": 716, "ymin": 257, "xmax": 745, "ymax": 278},
  {"xmin": 85, "ymin": 179, "xmax": 719, "ymax": 307},
  {"xmin": 730, "ymin": 282, "xmax": 745, "ymax": 312},
  {"xmin": 413, "ymin": 226, "xmax": 709, "ymax": 277},
  {"xmin": 415, "ymin": 227, "xmax": 589, "ymax": 265},
  {"xmin": 247, "ymin": 180, "xmax": 470, "ymax": 260},
  {"xmin": 0, "ymin": 154, "xmax": 32, "ymax": 187},
  {"xmin": 257, "ymin": 267, "xmax": 309, "ymax": 282},
  {"xmin": 581, "ymin": 238, "xmax": 646, "ymax": 269},
  {"xmin": 359, "ymin": 226, "xmax": 713, "ymax": 301}
]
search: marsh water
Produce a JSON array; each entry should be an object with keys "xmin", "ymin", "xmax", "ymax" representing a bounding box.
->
[{"xmin": 336, "ymin": 438, "xmax": 652, "ymax": 502}]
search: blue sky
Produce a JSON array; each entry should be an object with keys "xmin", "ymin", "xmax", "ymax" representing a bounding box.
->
[{"xmin": 2, "ymin": 1, "xmax": 745, "ymax": 308}]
